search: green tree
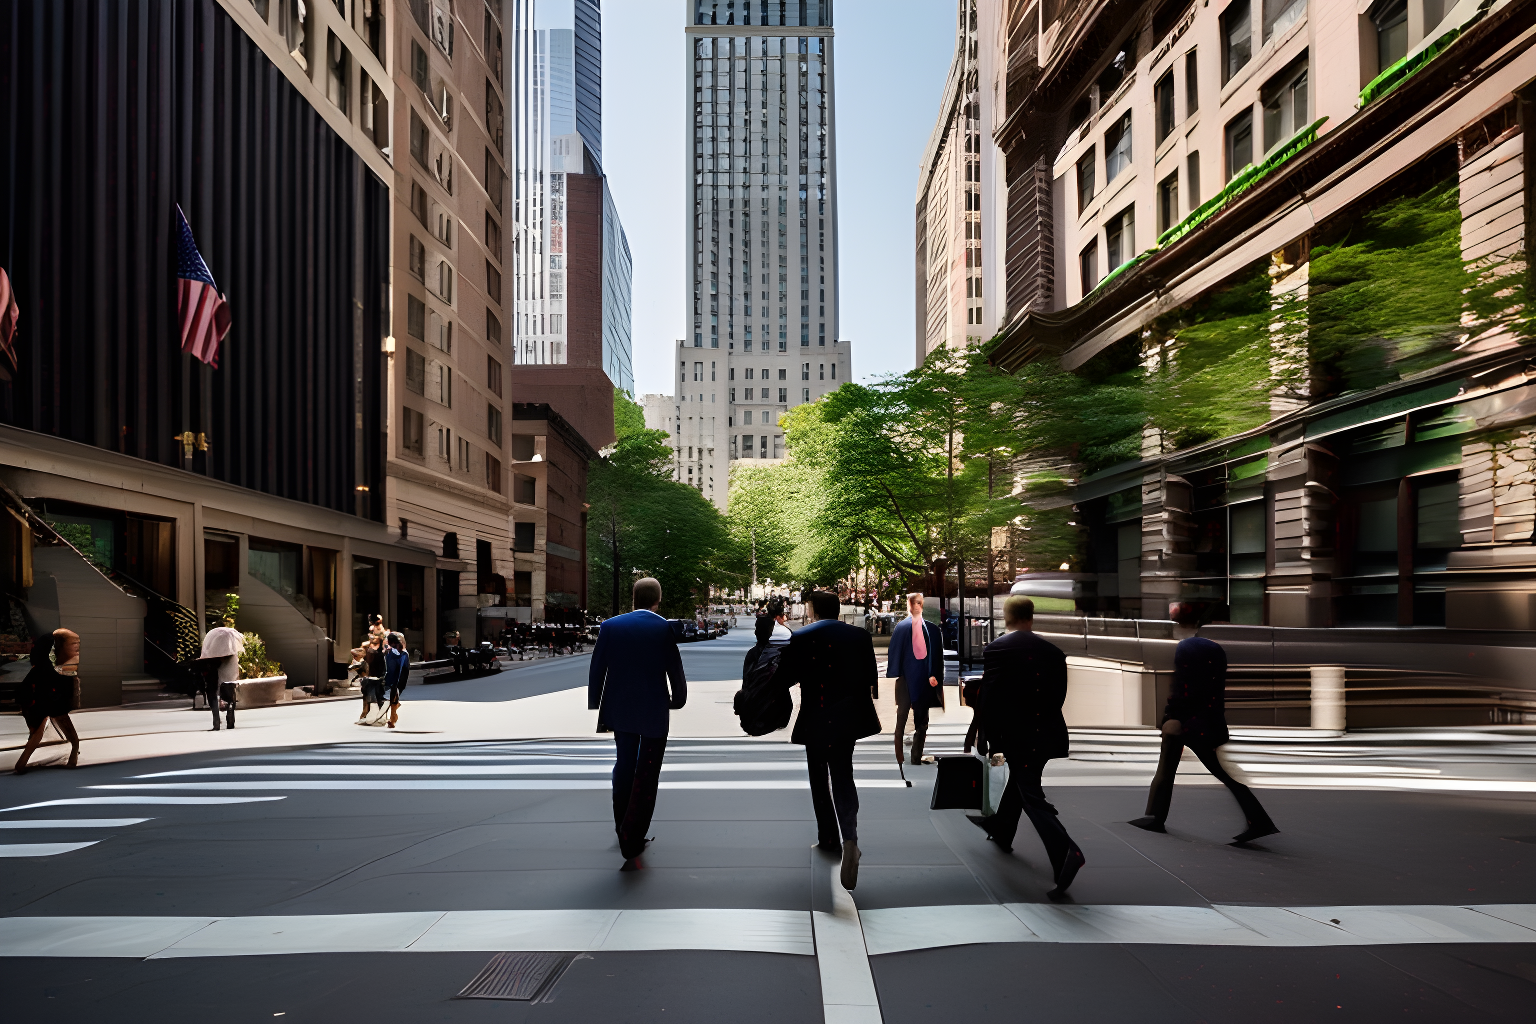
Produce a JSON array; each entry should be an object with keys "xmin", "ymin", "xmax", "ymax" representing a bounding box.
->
[{"xmin": 588, "ymin": 392, "xmax": 731, "ymax": 617}]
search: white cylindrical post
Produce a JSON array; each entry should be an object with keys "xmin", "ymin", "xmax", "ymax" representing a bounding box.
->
[{"xmin": 1310, "ymin": 665, "xmax": 1346, "ymax": 731}]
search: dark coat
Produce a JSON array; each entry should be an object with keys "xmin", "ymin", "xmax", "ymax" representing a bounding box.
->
[
  {"xmin": 20, "ymin": 635, "xmax": 71, "ymax": 730},
  {"xmin": 383, "ymin": 647, "xmax": 410, "ymax": 692},
  {"xmin": 976, "ymin": 628, "xmax": 1069, "ymax": 761},
  {"xmin": 1163, "ymin": 634, "xmax": 1230, "ymax": 745},
  {"xmin": 778, "ymin": 618, "xmax": 881, "ymax": 746},
  {"xmin": 885, "ymin": 616, "xmax": 944, "ymax": 709},
  {"xmin": 588, "ymin": 609, "xmax": 687, "ymax": 737}
]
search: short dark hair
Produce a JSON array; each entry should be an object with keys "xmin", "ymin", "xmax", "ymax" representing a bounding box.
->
[
  {"xmin": 764, "ymin": 595, "xmax": 785, "ymax": 618},
  {"xmin": 1003, "ymin": 595, "xmax": 1035, "ymax": 625},
  {"xmin": 633, "ymin": 576, "xmax": 662, "ymax": 610},
  {"xmin": 807, "ymin": 590, "xmax": 840, "ymax": 620}
]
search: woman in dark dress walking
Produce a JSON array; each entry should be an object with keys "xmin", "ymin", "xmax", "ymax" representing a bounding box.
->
[{"xmin": 14, "ymin": 630, "xmax": 82, "ymax": 773}]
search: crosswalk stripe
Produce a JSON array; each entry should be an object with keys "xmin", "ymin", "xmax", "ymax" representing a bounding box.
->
[
  {"xmin": 0, "ymin": 842, "xmax": 99, "ymax": 857},
  {"xmin": 0, "ymin": 819, "xmax": 150, "ymax": 829},
  {"xmin": 0, "ymin": 797, "xmax": 285, "ymax": 813},
  {"xmin": 90, "ymin": 780, "xmax": 913, "ymax": 792},
  {"xmin": 132, "ymin": 763, "xmax": 903, "ymax": 778}
]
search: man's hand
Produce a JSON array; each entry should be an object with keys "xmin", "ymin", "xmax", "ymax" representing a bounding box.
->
[
  {"xmin": 1161, "ymin": 719, "xmax": 1183, "ymax": 736},
  {"xmin": 928, "ymin": 675, "xmax": 939, "ymax": 688}
]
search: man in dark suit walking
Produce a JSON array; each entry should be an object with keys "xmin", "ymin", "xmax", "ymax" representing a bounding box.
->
[
  {"xmin": 1129, "ymin": 602, "xmax": 1278, "ymax": 844},
  {"xmin": 967, "ymin": 596, "xmax": 1086, "ymax": 897},
  {"xmin": 777, "ymin": 589, "xmax": 881, "ymax": 890},
  {"xmin": 588, "ymin": 577, "xmax": 688, "ymax": 870}
]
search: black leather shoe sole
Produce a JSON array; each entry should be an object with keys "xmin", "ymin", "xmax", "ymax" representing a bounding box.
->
[
  {"xmin": 1232, "ymin": 823, "xmax": 1280, "ymax": 845},
  {"xmin": 1048, "ymin": 847, "xmax": 1085, "ymax": 898},
  {"xmin": 1127, "ymin": 816, "xmax": 1166, "ymax": 833}
]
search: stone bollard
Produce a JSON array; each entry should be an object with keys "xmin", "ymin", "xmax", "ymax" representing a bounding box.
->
[{"xmin": 1310, "ymin": 665, "xmax": 1346, "ymax": 731}]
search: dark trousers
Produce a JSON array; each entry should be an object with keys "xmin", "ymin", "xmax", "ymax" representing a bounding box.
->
[
  {"xmin": 806, "ymin": 740, "xmax": 859, "ymax": 843},
  {"xmin": 612, "ymin": 731, "xmax": 668, "ymax": 859},
  {"xmin": 1144, "ymin": 734, "xmax": 1274, "ymax": 827},
  {"xmin": 894, "ymin": 685, "xmax": 930, "ymax": 762},
  {"xmin": 989, "ymin": 757, "xmax": 1079, "ymax": 876}
]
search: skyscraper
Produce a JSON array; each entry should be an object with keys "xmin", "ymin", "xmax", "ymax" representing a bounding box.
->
[{"xmin": 667, "ymin": 0, "xmax": 850, "ymax": 510}]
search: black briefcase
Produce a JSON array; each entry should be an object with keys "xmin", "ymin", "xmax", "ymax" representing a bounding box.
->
[{"xmin": 930, "ymin": 755, "xmax": 984, "ymax": 810}]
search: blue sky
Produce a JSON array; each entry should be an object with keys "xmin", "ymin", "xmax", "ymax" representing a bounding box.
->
[{"xmin": 603, "ymin": 0, "xmax": 958, "ymax": 397}]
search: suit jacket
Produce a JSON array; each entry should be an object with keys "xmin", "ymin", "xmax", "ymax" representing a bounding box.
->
[
  {"xmin": 1163, "ymin": 634, "xmax": 1229, "ymax": 745},
  {"xmin": 885, "ymin": 616, "xmax": 945, "ymax": 709},
  {"xmin": 383, "ymin": 647, "xmax": 410, "ymax": 691},
  {"xmin": 977, "ymin": 628, "xmax": 1069, "ymax": 761},
  {"xmin": 588, "ymin": 609, "xmax": 687, "ymax": 737},
  {"xmin": 778, "ymin": 618, "xmax": 881, "ymax": 746}
]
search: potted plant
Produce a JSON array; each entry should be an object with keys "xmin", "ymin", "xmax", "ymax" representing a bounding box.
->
[{"xmin": 235, "ymin": 631, "xmax": 287, "ymax": 706}]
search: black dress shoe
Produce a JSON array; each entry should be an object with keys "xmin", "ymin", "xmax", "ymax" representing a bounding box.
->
[
  {"xmin": 619, "ymin": 856, "xmax": 642, "ymax": 872},
  {"xmin": 815, "ymin": 838, "xmax": 841, "ymax": 852},
  {"xmin": 966, "ymin": 814, "xmax": 1012, "ymax": 852},
  {"xmin": 1127, "ymin": 816, "xmax": 1166, "ymax": 833},
  {"xmin": 1231, "ymin": 822, "xmax": 1280, "ymax": 845},
  {"xmin": 1047, "ymin": 846, "xmax": 1085, "ymax": 898}
]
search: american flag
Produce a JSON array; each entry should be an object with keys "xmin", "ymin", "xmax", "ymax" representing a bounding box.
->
[
  {"xmin": 0, "ymin": 266, "xmax": 17, "ymax": 373},
  {"xmin": 176, "ymin": 205, "xmax": 230, "ymax": 368}
]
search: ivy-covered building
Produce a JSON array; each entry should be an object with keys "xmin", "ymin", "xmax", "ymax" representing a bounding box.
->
[{"xmin": 968, "ymin": 0, "xmax": 1536, "ymax": 724}]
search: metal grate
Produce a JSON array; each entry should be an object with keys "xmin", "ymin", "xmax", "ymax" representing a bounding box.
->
[{"xmin": 454, "ymin": 951, "xmax": 574, "ymax": 1001}]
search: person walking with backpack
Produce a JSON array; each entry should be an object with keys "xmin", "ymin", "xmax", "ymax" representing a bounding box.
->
[
  {"xmin": 1129, "ymin": 603, "xmax": 1279, "ymax": 844},
  {"xmin": 734, "ymin": 597, "xmax": 793, "ymax": 736},
  {"xmin": 588, "ymin": 577, "xmax": 688, "ymax": 871},
  {"xmin": 776, "ymin": 590, "xmax": 881, "ymax": 890}
]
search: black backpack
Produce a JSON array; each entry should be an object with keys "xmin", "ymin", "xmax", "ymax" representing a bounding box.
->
[{"xmin": 733, "ymin": 645, "xmax": 792, "ymax": 736}]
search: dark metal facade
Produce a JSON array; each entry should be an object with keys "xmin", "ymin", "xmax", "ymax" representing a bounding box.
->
[{"xmin": 0, "ymin": 0, "xmax": 387, "ymax": 519}]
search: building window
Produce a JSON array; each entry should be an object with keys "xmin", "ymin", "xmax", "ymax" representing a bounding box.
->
[
  {"xmin": 514, "ymin": 474, "xmax": 536, "ymax": 505},
  {"xmin": 411, "ymin": 182, "xmax": 428, "ymax": 226},
  {"xmin": 483, "ymin": 4, "xmax": 503, "ymax": 75},
  {"xmin": 1080, "ymin": 239, "xmax": 1100, "ymax": 294},
  {"xmin": 1185, "ymin": 49, "xmax": 1199, "ymax": 115},
  {"xmin": 1105, "ymin": 205, "xmax": 1135, "ymax": 270},
  {"xmin": 405, "ymin": 349, "xmax": 425, "ymax": 395},
  {"xmin": 410, "ymin": 109, "xmax": 429, "ymax": 168},
  {"xmin": 1076, "ymin": 148, "xmax": 1096, "ymax": 213},
  {"xmin": 744, "ymin": 411, "xmax": 753, "ymax": 425},
  {"xmin": 409, "ymin": 236, "xmax": 426, "ymax": 280},
  {"xmin": 280, "ymin": 0, "xmax": 308, "ymax": 68},
  {"xmin": 485, "ymin": 78, "xmax": 505, "ymax": 149},
  {"xmin": 326, "ymin": 31, "xmax": 350, "ymax": 114},
  {"xmin": 510, "ymin": 434, "xmax": 535, "ymax": 462},
  {"xmin": 1187, "ymin": 151, "xmax": 1202, "ymax": 207},
  {"xmin": 1157, "ymin": 172, "xmax": 1179, "ymax": 235},
  {"xmin": 1154, "ymin": 71, "xmax": 1176, "ymax": 145},
  {"xmin": 487, "ymin": 403, "xmax": 502, "ymax": 446},
  {"xmin": 802, "ymin": 362, "xmax": 810, "ymax": 380},
  {"xmin": 407, "ymin": 295, "xmax": 426, "ymax": 339},
  {"xmin": 819, "ymin": 364, "xmax": 825, "ymax": 380},
  {"xmin": 778, "ymin": 388, "xmax": 787, "ymax": 403},
  {"xmin": 485, "ymin": 453, "xmax": 502, "ymax": 494},
  {"xmin": 1221, "ymin": 0, "xmax": 1252, "ymax": 83},
  {"xmin": 1372, "ymin": 0, "xmax": 1409, "ymax": 73},
  {"xmin": 412, "ymin": 39, "xmax": 429, "ymax": 93},
  {"xmin": 1262, "ymin": 0, "xmax": 1305, "ymax": 42},
  {"xmin": 740, "ymin": 434, "xmax": 754, "ymax": 458},
  {"xmin": 487, "ymin": 355, "xmax": 502, "ymax": 397},
  {"xmin": 513, "ymin": 522, "xmax": 534, "ymax": 553},
  {"xmin": 484, "ymin": 213, "xmax": 501, "ymax": 260},
  {"xmin": 437, "ymin": 261, "xmax": 454, "ymax": 303},
  {"xmin": 729, "ymin": 387, "xmax": 736, "ymax": 402},
  {"xmin": 484, "ymin": 148, "xmax": 503, "ymax": 211},
  {"xmin": 1261, "ymin": 54, "xmax": 1308, "ymax": 152},
  {"xmin": 487, "ymin": 310, "xmax": 502, "ymax": 346},
  {"xmin": 361, "ymin": 0, "xmax": 384, "ymax": 57},
  {"xmin": 1225, "ymin": 108, "xmax": 1254, "ymax": 181},
  {"xmin": 486, "ymin": 260, "xmax": 502, "ymax": 304},
  {"xmin": 402, "ymin": 405, "xmax": 424, "ymax": 455},
  {"xmin": 744, "ymin": 387, "xmax": 754, "ymax": 401},
  {"xmin": 363, "ymin": 77, "xmax": 389, "ymax": 151},
  {"xmin": 1104, "ymin": 113, "xmax": 1132, "ymax": 182},
  {"xmin": 428, "ymin": 311, "xmax": 452, "ymax": 353},
  {"xmin": 802, "ymin": 388, "xmax": 810, "ymax": 402}
]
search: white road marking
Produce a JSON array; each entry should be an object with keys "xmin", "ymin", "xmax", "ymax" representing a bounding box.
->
[
  {"xmin": 132, "ymin": 762, "xmax": 904, "ymax": 777},
  {"xmin": 0, "ymin": 797, "xmax": 284, "ymax": 813},
  {"xmin": 0, "ymin": 819, "xmax": 150, "ymax": 829},
  {"xmin": 0, "ymin": 842, "xmax": 100, "ymax": 857},
  {"xmin": 90, "ymin": 780, "xmax": 912, "ymax": 792},
  {"xmin": 813, "ymin": 855, "xmax": 884, "ymax": 1024}
]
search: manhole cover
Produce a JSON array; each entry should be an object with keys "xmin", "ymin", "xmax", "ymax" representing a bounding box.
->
[{"xmin": 454, "ymin": 951, "xmax": 575, "ymax": 1001}]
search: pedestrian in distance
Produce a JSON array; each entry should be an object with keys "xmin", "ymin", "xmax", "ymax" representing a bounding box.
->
[
  {"xmin": 588, "ymin": 576, "xmax": 688, "ymax": 871},
  {"xmin": 886, "ymin": 592, "xmax": 944, "ymax": 765},
  {"xmin": 357, "ymin": 633, "xmax": 388, "ymax": 725},
  {"xmin": 1129, "ymin": 602, "xmax": 1279, "ymax": 845},
  {"xmin": 734, "ymin": 597, "xmax": 794, "ymax": 736},
  {"xmin": 13, "ymin": 630, "xmax": 82, "ymax": 773},
  {"xmin": 199, "ymin": 615, "xmax": 245, "ymax": 731},
  {"xmin": 776, "ymin": 589, "xmax": 881, "ymax": 890},
  {"xmin": 967, "ymin": 596, "xmax": 1085, "ymax": 897},
  {"xmin": 382, "ymin": 631, "xmax": 410, "ymax": 729}
]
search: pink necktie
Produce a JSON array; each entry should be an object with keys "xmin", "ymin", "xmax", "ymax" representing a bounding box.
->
[{"xmin": 911, "ymin": 617, "xmax": 927, "ymax": 662}]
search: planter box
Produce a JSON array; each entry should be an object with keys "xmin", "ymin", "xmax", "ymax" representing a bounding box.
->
[{"xmin": 235, "ymin": 675, "xmax": 287, "ymax": 707}]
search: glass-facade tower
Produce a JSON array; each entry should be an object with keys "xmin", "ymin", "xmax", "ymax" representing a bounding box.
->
[{"xmin": 674, "ymin": 0, "xmax": 845, "ymax": 503}]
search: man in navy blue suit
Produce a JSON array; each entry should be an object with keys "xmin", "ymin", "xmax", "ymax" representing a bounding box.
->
[
  {"xmin": 777, "ymin": 590, "xmax": 881, "ymax": 890},
  {"xmin": 588, "ymin": 577, "xmax": 688, "ymax": 869}
]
